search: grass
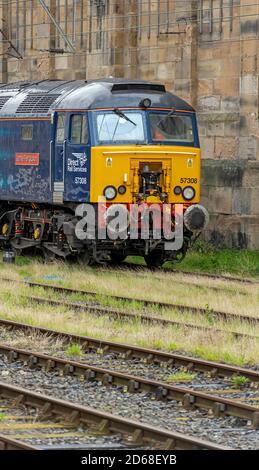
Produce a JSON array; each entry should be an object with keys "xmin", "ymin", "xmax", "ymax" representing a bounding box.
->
[
  {"xmin": 167, "ymin": 372, "xmax": 197, "ymax": 383},
  {"xmin": 127, "ymin": 242, "xmax": 259, "ymax": 279},
  {"xmin": 168, "ymin": 245, "xmax": 259, "ymax": 278},
  {"xmin": 231, "ymin": 375, "xmax": 250, "ymax": 388},
  {"xmin": 65, "ymin": 343, "xmax": 83, "ymax": 357},
  {"xmin": 0, "ymin": 295, "xmax": 258, "ymax": 366},
  {"xmin": 0, "ymin": 413, "xmax": 6, "ymax": 422},
  {"xmin": 0, "ymin": 253, "xmax": 258, "ymax": 366}
]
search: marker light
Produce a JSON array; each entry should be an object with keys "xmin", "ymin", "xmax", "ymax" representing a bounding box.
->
[
  {"xmin": 118, "ymin": 185, "xmax": 127, "ymax": 195},
  {"xmin": 174, "ymin": 186, "xmax": 182, "ymax": 195}
]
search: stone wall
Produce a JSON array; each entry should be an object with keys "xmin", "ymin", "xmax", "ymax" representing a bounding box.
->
[{"xmin": 0, "ymin": 0, "xmax": 259, "ymax": 248}]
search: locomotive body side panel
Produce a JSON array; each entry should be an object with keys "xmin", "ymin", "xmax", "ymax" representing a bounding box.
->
[{"xmin": 0, "ymin": 118, "xmax": 51, "ymax": 203}]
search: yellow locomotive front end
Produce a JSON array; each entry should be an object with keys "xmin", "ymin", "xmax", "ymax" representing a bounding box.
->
[
  {"xmin": 87, "ymin": 102, "xmax": 208, "ymax": 267},
  {"xmin": 90, "ymin": 106, "xmax": 201, "ymax": 206},
  {"xmin": 90, "ymin": 144, "xmax": 200, "ymax": 205}
]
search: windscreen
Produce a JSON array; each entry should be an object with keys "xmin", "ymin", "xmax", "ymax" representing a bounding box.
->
[
  {"xmin": 149, "ymin": 113, "xmax": 194, "ymax": 144},
  {"xmin": 95, "ymin": 111, "xmax": 145, "ymax": 143}
]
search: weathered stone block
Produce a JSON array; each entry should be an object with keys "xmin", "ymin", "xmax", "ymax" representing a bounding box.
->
[
  {"xmin": 198, "ymin": 79, "xmax": 214, "ymax": 96},
  {"xmin": 198, "ymin": 95, "xmax": 221, "ymax": 111},
  {"xmin": 221, "ymin": 97, "xmax": 240, "ymax": 112},
  {"xmin": 55, "ymin": 56, "xmax": 69, "ymax": 70},
  {"xmin": 174, "ymin": 79, "xmax": 190, "ymax": 94},
  {"xmin": 250, "ymin": 188, "xmax": 259, "ymax": 215},
  {"xmin": 200, "ymin": 137, "xmax": 215, "ymax": 158},
  {"xmin": 224, "ymin": 121, "xmax": 240, "ymax": 137},
  {"xmin": 243, "ymin": 162, "xmax": 259, "ymax": 187},
  {"xmin": 239, "ymin": 136, "xmax": 257, "ymax": 160},
  {"xmin": 208, "ymin": 187, "xmax": 233, "ymax": 214},
  {"xmin": 201, "ymin": 160, "xmax": 245, "ymax": 187},
  {"xmin": 198, "ymin": 112, "xmax": 239, "ymax": 124},
  {"xmin": 213, "ymin": 77, "xmax": 239, "ymax": 96},
  {"xmin": 207, "ymin": 122, "xmax": 224, "ymax": 137},
  {"xmin": 232, "ymin": 188, "xmax": 251, "ymax": 215},
  {"xmin": 198, "ymin": 60, "xmax": 221, "ymax": 79},
  {"xmin": 240, "ymin": 95, "xmax": 258, "ymax": 112},
  {"xmin": 215, "ymin": 137, "xmax": 239, "ymax": 159},
  {"xmin": 240, "ymin": 74, "xmax": 258, "ymax": 95}
]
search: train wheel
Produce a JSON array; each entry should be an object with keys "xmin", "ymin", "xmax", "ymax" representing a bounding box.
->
[
  {"xmin": 42, "ymin": 247, "xmax": 56, "ymax": 262},
  {"xmin": 77, "ymin": 251, "xmax": 94, "ymax": 267},
  {"xmin": 144, "ymin": 252, "xmax": 164, "ymax": 268},
  {"xmin": 110, "ymin": 252, "xmax": 126, "ymax": 264}
]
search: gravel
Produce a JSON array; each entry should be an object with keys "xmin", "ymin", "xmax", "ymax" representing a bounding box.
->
[{"xmin": 0, "ymin": 355, "xmax": 258, "ymax": 449}]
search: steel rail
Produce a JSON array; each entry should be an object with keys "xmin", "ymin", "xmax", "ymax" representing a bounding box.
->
[
  {"xmin": 29, "ymin": 295, "xmax": 259, "ymax": 341},
  {"xmin": 2, "ymin": 277, "xmax": 258, "ymax": 327},
  {"xmin": 0, "ymin": 343, "xmax": 258, "ymax": 427},
  {"xmin": 0, "ymin": 381, "xmax": 230, "ymax": 450},
  {"xmin": 117, "ymin": 263, "xmax": 259, "ymax": 285},
  {"xmin": 0, "ymin": 433, "xmax": 38, "ymax": 450},
  {"xmin": 97, "ymin": 267, "xmax": 252, "ymax": 294},
  {"xmin": 0, "ymin": 317, "xmax": 258, "ymax": 383}
]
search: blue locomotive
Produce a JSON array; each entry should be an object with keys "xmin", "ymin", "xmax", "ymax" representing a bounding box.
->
[{"xmin": 0, "ymin": 79, "xmax": 208, "ymax": 267}]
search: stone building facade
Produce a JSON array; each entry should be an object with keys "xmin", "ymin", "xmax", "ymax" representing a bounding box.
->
[{"xmin": 0, "ymin": 0, "xmax": 259, "ymax": 248}]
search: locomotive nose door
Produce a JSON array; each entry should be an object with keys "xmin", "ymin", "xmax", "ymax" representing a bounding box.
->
[{"xmin": 52, "ymin": 112, "xmax": 66, "ymax": 204}]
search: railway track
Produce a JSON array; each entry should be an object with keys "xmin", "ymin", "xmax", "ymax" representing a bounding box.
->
[
  {"xmin": 0, "ymin": 381, "xmax": 228, "ymax": 450},
  {"xmin": 115, "ymin": 262, "xmax": 259, "ymax": 286},
  {"xmin": 29, "ymin": 295, "xmax": 259, "ymax": 341},
  {"xmin": 1, "ymin": 277, "xmax": 258, "ymax": 340},
  {"xmin": 0, "ymin": 342, "xmax": 258, "ymax": 427},
  {"xmin": 0, "ymin": 434, "xmax": 38, "ymax": 450},
  {"xmin": 0, "ymin": 317, "xmax": 258, "ymax": 384},
  {"xmin": 3, "ymin": 277, "xmax": 258, "ymax": 325}
]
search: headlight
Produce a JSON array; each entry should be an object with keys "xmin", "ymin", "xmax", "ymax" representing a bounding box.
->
[
  {"xmin": 183, "ymin": 186, "xmax": 195, "ymax": 201},
  {"xmin": 139, "ymin": 98, "xmax": 151, "ymax": 108},
  {"xmin": 103, "ymin": 186, "xmax": 117, "ymax": 200}
]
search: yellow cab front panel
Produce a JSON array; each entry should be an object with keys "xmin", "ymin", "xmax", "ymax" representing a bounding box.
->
[{"xmin": 90, "ymin": 145, "xmax": 201, "ymax": 204}]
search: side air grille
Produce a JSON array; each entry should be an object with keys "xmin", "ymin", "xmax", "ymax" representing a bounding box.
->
[
  {"xmin": 16, "ymin": 94, "xmax": 60, "ymax": 114},
  {"xmin": 111, "ymin": 83, "xmax": 166, "ymax": 93},
  {"xmin": 0, "ymin": 96, "xmax": 11, "ymax": 109}
]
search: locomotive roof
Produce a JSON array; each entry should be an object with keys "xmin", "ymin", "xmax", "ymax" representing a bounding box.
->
[{"xmin": 0, "ymin": 79, "xmax": 195, "ymax": 116}]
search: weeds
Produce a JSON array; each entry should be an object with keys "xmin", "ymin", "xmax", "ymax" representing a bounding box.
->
[
  {"xmin": 0, "ymin": 413, "xmax": 6, "ymax": 422},
  {"xmin": 231, "ymin": 375, "xmax": 250, "ymax": 388},
  {"xmin": 65, "ymin": 343, "xmax": 83, "ymax": 357},
  {"xmin": 167, "ymin": 372, "xmax": 197, "ymax": 383}
]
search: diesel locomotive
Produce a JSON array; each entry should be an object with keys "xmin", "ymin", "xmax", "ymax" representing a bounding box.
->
[{"xmin": 0, "ymin": 79, "xmax": 208, "ymax": 267}]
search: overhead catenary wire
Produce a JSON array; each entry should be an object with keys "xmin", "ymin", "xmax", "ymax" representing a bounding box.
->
[
  {"xmin": 1, "ymin": 9, "xmax": 259, "ymax": 45},
  {"xmin": 0, "ymin": 0, "xmax": 259, "ymax": 62},
  {"xmin": 1, "ymin": 0, "xmax": 259, "ymax": 16},
  {"xmin": 1, "ymin": 0, "xmax": 259, "ymax": 30}
]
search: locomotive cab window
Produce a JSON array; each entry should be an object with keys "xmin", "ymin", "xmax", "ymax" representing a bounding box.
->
[
  {"xmin": 149, "ymin": 113, "xmax": 194, "ymax": 144},
  {"xmin": 70, "ymin": 114, "xmax": 88, "ymax": 144},
  {"xmin": 56, "ymin": 114, "xmax": 66, "ymax": 144},
  {"xmin": 94, "ymin": 111, "xmax": 145, "ymax": 144},
  {"xmin": 21, "ymin": 125, "xmax": 33, "ymax": 140}
]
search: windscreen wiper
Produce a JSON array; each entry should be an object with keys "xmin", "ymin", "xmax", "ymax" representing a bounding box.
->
[
  {"xmin": 113, "ymin": 108, "xmax": 137, "ymax": 126},
  {"xmin": 157, "ymin": 108, "xmax": 176, "ymax": 128}
]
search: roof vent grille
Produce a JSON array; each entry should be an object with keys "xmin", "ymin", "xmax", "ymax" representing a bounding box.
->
[
  {"xmin": 16, "ymin": 93, "xmax": 60, "ymax": 114},
  {"xmin": 0, "ymin": 96, "xmax": 11, "ymax": 110}
]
